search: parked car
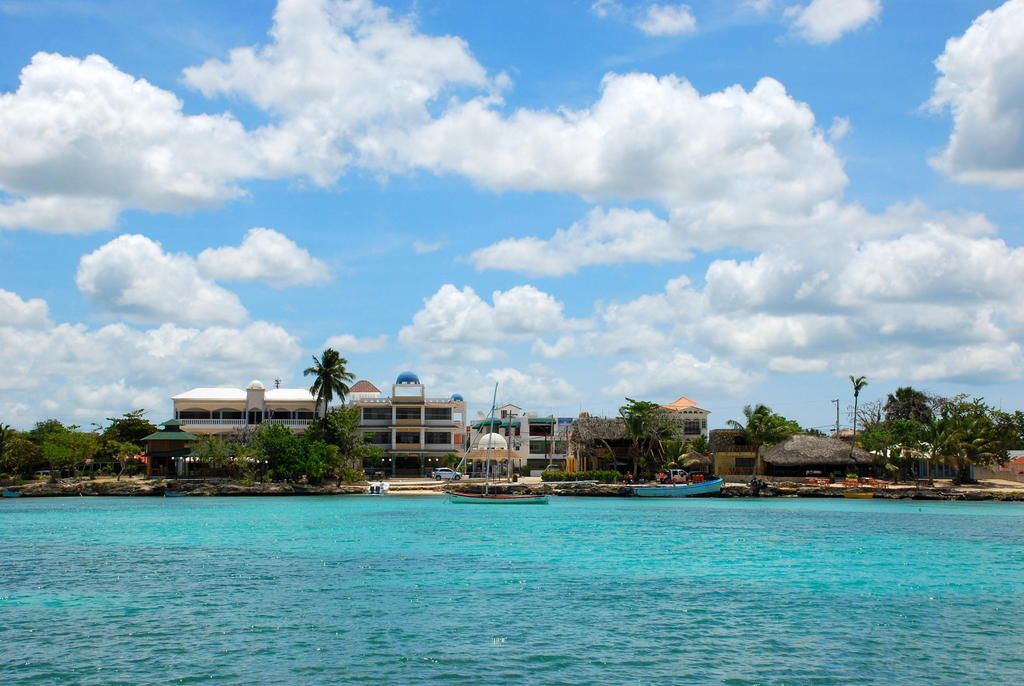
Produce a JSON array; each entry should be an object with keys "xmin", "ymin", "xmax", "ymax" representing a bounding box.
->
[{"xmin": 431, "ymin": 468, "xmax": 462, "ymax": 481}]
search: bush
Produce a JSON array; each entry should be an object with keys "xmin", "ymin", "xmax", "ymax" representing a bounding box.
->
[
  {"xmin": 541, "ymin": 470, "xmax": 622, "ymax": 483},
  {"xmin": 337, "ymin": 466, "xmax": 365, "ymax": 484}
]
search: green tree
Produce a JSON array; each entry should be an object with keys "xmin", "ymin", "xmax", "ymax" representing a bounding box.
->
[
  {"xmin": 684, "ymin": 435, "xmax": 711, "ymax": 455},
  {"xmin": 304, "ymin": 348, "xmax": 356, "ymax": 418},
  {"xmin": 936, "ymin": 397, "xmax": 1007, "ymax": 484},
  {"xmin": 102, "ymin": 410, "xmax": 158, "ymax": 445},
  {"xmin": 726, "ymin": 404, "xmax": 801, "ymax": 474},
  {"xmin": 0, "ymin": 422, "xmax": 13, "ymax": 465},
  {"xmin": 2, "ymin": 432, "xmax": 44, "ymax": 479},
  {"xmin": 106, "ymin": 440, "xmax": 141, "ymax": 481},
  {"xmin": 39, "ymin": 426, "xmax": 99, "ymax": 479},
  {"xmin": 883, "ymin": 387, "xmax": 933, "ymax": 425},
  {"xmin": 619, "ymin": 398, "xmax": 672, "ymax": 478},
  {"xmin": 663, "ymin": 438, "xmax": 703, "ymax": 470}
]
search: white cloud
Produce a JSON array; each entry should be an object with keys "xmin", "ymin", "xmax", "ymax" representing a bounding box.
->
[
  {"xmin": 928, "ymin": 0, "xmax": 1024, "ymax": 188},
  {"xmin": 398, "ymin": 284, "xmax": 584, "ymax": 361},
  {"xmin": 323, "ymin": 333, "xmax": 389, "ymax": 353},
  {"xmin": 413, "ymin": 240, "xmax": 442, "ymax": 254},
  {"xmin": 0, "ymin": 52, "xmax": 258, "ymax": 233},
  {"xmin": 76, "ymin": 234, "xmax": 248, "ymax": 326},
  {"xmin": 391, "ymin": 73, "xmax": 846, "ymax": 251},
  {"xmin": 182, "ymin": 0, "xmax": 493, "ymax": 187},
  {"xmin": 0, "ymin": 289, "xmax": 50, "ymax": 328},
  {"xmin": 787, "ymin": 0, "xmax": 881, "ymax": 44},
  {"xmin": 532, "ymin": 335, "xmax": 577, "ymax": 359},
  {"xmin": 828, "ymin": 115, "xmax": 851, "ymax": 141},
  {"xmin": 635, "ymin": 4, "xmax": 697, "ymax": 36},
  {"xmin": 0, "ymin": 299, "xmax": 302, "ymax": 427},
  {"xmin": 605, "ymin": 350, "xmax": 757, "ymax": 397},
  {"xmin": 471, "ymin": 208, "xmax": 690, "ymax": 276},
  {"xmin": 418, "ymin": 364, "xmax": 579, "ymax": 409},
  {"xmin": 197, "ymin": 227, "xmax": 329, "ymax": 286},
  {"xmin": 768, "ymin": 356, "xmax": 828, "ymax": 373}
]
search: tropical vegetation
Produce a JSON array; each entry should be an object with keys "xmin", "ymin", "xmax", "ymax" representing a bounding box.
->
[{"xmin": 304, "ymin": 348, "xmax": 356, "ymax": 417}]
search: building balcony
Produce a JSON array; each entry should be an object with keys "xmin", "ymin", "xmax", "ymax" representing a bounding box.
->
[
  {"xmin": 266, "ymin": 418, "xmax": 314, "ymax": 428},
  {"xmin": 177, "ymin": 418, "xmax": 245, "ymax": 427}
]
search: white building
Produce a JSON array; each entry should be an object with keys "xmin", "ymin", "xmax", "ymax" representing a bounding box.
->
[
  {"xmin": 467, "ymin": 403, "xmax": 573, "ymax": 476},
  {"xmin": 351, "ymin": 372, "xmax": 468, "ymax": 476},
  {"xmin": 171, "ymin": 380, "xmax": 319, "ymax": 434}
]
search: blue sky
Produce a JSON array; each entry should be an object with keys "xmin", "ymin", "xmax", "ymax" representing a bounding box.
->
[{"xmin": 1, "ymin": 0, "xmax": 1023, "ymax": 430}]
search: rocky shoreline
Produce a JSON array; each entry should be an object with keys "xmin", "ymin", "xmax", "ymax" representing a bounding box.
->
[{"xmin": 6, "ymin": 478, "xmax": 1024, "ymax": 501}]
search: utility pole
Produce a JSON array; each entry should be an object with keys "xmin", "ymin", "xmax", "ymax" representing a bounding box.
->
[{"xmin": 831, "ymin": 399, "xmax": 840, "ymax": 435}]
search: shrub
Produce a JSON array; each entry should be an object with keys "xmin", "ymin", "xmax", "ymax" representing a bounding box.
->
[{"xmin": 541, "ymin": 470, "xmax": 622, "ymax": 483}]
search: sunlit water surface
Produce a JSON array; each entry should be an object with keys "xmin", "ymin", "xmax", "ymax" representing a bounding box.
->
[{"xmin": 2, "ymin": 496, "xmax": 1023, "ymax": 684}]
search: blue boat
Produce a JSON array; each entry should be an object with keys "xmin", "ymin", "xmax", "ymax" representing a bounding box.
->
[
  {"xmin": 163, "ymin": 491, "xmax": 188, "ymax": 497},
  {"xmin": 2, "ymin": 489, "xmax": 22, "ymax": 498},
  {"xmin": 632, "ymin": 478, "xmax": 724, "ymax": 497}
]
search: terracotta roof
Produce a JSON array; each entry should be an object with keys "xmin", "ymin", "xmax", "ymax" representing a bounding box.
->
[
  {"xmin": 663, "ymin": 395, "xmax": 703, "ymax": 411},
  {"xmin": 351, "ymin": 380, "xmax": 381, "ymax": 393}
]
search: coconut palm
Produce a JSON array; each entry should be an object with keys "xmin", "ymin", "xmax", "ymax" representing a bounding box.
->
[
  {"xmin": 619, "ymin": 398, "xmax": 669, "ymax": 478},
  {"xmin": 884, "ymin": 386, "xmax": 932, "ymax": 424},
  {"xmin": 849, "ymin": 375, "xmax": 868, "ymax": 454},
  {"xmin": 726, "ymin": 404, "xmax": 800, "ymax": 474},
  {"xmin": 304, "ymin": 348, "xmax": 356, "ymax": 419}
]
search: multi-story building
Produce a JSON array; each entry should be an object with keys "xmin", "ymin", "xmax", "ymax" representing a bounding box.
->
[
  {"xmin": 467, "ymin": 403, "xmax": 573, "ymax": 476},
  {"xmin": 661, "ymin": 395, "xmax": 710, "ymax": 440},
  {"xmin": 171, "ymin": 380, "xmax": 319, "ymax": 435},
  {"xmin": 351, "ymin": 372, "xmax": 467, "ymax": 476}
]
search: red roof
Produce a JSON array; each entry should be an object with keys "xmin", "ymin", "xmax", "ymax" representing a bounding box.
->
[
  {"xmin": 351, "ymin": 380, "xmax": 381, "ymax": 393},
  {"xmin": 663, "ymin": 395, "xmax": 700, "ymax": 411}
]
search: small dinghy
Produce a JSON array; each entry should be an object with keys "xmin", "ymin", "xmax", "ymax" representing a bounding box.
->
[
  {"xmin": 843, "ymin": 491, "xmax": 874, "ymax": 499},
  {"xmin": 367, "ymin": 481, "xmax": 390, "ymax": 495},
  {"xmin": 163, "ymin": 490, "xmax": 188, "ymax": 497},
  {"xmin": 2, "ymin": 489, "xmax": 22, "ymax": 498},
  {"xmin": 448, "ymin": 491, "xmax": 548, "ymax": 505},
  {"xmin": 632, "ymin": 478, "xmax": 724, "ymax": 497}
]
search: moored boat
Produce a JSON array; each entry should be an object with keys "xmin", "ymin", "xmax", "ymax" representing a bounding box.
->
[
  {"xmin": 843, "ymin": 490, "xmax": 875, "ymax": 499},
  {"xmin": 367, "ymin": 481, "xmax": 390, "ymax": 495},
  {"xmin": 2, "ymin": 489, "xmax": 22, "ymax": 498},
  {"xmin": 448, "ymin": 491, "xmax": 548, "ymax": 505},
  {"xmin": 163, "ymin": 490, "xmax": 188, "ymax": 497},
  {"xmin": 632, "ymin": 478, "xmax": 723, "ymax": 497}
]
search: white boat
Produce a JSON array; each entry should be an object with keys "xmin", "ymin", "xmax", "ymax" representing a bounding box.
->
[
  {"xmin": 632, "ymin": 478, "xmax": 724, "ymax": 497},
  {"xmin": 367, "ymin": 481, "xmax": 390, "ymax": 495},
  {"xmin": 448, "ymin": 491, "xmax": 549, "ymax": 505}
]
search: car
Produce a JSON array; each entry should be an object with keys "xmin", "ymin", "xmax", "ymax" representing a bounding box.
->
[{"xmin": 431, "ymin": 468, "xmax": 462, "ymax": 481}]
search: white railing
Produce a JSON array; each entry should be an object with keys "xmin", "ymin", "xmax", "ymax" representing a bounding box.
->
[
  {"xmin": 266, "ymin": 419, "xmax": 313, "ymax": 427},
  {"xmin": 178, "ymin": 418, "xmax": 245, "ymax": 427},
  {"xmin": 354, "ymin": 397, "xmax": 457, "ymax": 405}
]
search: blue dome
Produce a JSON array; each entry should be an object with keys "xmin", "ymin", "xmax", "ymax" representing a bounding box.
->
[
  {"xmin": 396, "ymin": 371, "xmax": 420, "ymax": 384},
  {"xmin": 450, "ymin": 393, "xmax": 464, "ymax": 401}
]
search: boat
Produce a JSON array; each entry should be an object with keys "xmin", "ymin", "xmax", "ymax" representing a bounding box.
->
[
  {"xmin": 367, "ymin": 481, "xmax": 390, "ymax": 495},
  {"xmin": 163, "ymin": 490, "xmax": 188, "ymax": 497},
  {"xmin": 2, "ymin": 489, "xmax": 22, "ymax": 498},
  {"xmin": 632, "ymin": 478, "xmax": 724, "ymax": 497},
  {"xmin": 448, "ymin": 382, "xmax": 549, "ymax": 505},
  {"xmin": 843, "ymin": 490, "xmax": 875, "ymax": 499},
  {"xmin": 448, "ymin": 491, "xmax": 548, "ymax": 505}
]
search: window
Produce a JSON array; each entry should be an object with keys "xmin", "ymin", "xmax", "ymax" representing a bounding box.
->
[
  {"xmin": 215, "ymin": 409, "xmax": 243, "ymax": 420},
  {"xmin": 529, "ymin": 441, "xmax": 550, "ymax": 455},
  {"xmin": 425, "ymin": 407, "xmax": 452, "ymax": 421},
  {"xmin": 735, "ymin": 458, "xmax": 756, "ymax": 471},
  {"xmin": 395, "ymin": 407, "xmax": 421, "ymax": 421},
  {"xmin": 365, "ymin": 432, "xmax": 390, "ymax": 445},
  {"xmin": 362, "ymin": 407, "xmax": 390, "ymax": 421},
  {"xmin": 395, "ymin": 433, "xmax": 420, "ymax": 445},
  {"xmin": 178, "ymin": 410, "xmax": 210, "ymax": 419},
  {"xmin": 295, "ymin": 410, "xmax": 315, "ymax": 420},
  {"xmin": 270, "ymin": 409, "xmax": 291, "ymax": 419},
  {"xmin": 425, "ymin": 432, "xmax": 451, "ymax": 444}
]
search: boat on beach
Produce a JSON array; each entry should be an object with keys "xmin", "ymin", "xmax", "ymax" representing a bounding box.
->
[{"xmin": 632, "ymin": 478, "xmax": 724, "ymax": 497}]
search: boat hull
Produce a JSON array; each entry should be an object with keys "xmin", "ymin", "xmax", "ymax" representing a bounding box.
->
[
  {"xmin": 2, "ymin": 490, "xmax": 21, "ymax": 498},
  {"xmin": 632, "ymin": 478, "xmax": 723, "ymax": 498},
  {"xmin": 448, "ymin": 492, "xmax": 549, "ymax": 505},
  {"xmin": 163, "ymin": 491, "xmax": 188, "ymax": 497},
  {"xmin": 843, "ymin": 491, "xmax": 874, "ymax": 499}
]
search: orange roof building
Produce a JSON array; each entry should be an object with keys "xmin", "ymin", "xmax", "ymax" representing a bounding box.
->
[{"xmin": 661, "ymin": 394, "xmax": 710, "ymax": 440}]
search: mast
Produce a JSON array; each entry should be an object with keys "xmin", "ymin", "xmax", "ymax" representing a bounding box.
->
[{"xmin": 485, "ymin": 382, "xmax": 498, "ymax": 496}]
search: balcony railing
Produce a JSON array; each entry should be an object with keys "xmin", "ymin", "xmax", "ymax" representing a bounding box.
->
[
  {"xmin": 178, "ymin": 418, "xmax": 245, "ymax": 427},
  {"xmin": 266, "ymin": 419, "xmax": 313, "ymax": 427}
]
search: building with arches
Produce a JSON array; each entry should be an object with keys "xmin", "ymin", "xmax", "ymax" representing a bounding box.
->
[{"xmin": 171, "ymin": 379, "xmax": 319, "ymax": 434}]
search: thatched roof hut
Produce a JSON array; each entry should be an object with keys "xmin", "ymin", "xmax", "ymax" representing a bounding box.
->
[{"xmin": 762, "ymin": 435, "xmax": 876, "ymax": 476}]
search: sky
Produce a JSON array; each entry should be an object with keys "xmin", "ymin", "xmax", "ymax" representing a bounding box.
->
[{"xmin": 1, "ymin": 0, "xmax": 1023, "ymax": 430}]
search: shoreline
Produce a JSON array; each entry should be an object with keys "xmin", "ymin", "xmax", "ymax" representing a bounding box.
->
[{"xmin": 5, "ymin": 478, "xmax": 1024, "ymax": 501}]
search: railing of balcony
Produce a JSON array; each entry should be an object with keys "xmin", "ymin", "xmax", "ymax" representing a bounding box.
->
[
  {"xmin": 178, "ymin": 418, "xmax": 245, "ymax": 427},
  {"xmin": 266, "ymin": 419, "xmax": 313, "ymax": 427}
]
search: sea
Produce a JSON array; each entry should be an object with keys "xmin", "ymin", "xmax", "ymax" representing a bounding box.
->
[{"xmin": 1, "ymin": 495, "xmax": 1022, "ymax": 684}]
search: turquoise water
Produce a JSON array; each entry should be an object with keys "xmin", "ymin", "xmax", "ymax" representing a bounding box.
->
[{"xmin": 2, "ymin": 496, "xmax": 1023, "ymax": 685}]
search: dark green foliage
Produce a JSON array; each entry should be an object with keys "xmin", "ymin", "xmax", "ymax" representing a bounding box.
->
[{"xmin": 304, "ymin": 348, "xmax": 356, "ymax": 416}]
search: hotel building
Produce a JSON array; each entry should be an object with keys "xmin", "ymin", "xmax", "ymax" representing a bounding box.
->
[
  {"xmin": 171, "ymin": 380, "xmax": 319, "ymax": 434},
  {"xmin": 467, "ymin": 404, "xmax": 574, "ymax": 476},
  {"xmin": 351, "ymin": 372, "xmax": 468, "ymax": 476}
]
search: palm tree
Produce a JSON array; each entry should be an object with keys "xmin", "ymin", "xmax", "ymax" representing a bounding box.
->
[
  {"xmin": 849, "ymin": 375, "xmax": 868, "ymax": 454},
  {"xmin": 304, "ymin": 348, "xmax": 355, "ymax": 419},
  {"xmin": 726, "ymin": 404, "xmax": 799, "ymax": 474},
  {"xmin": 619, "ymin": 398, "xmax": 668, "ymax": 478}
]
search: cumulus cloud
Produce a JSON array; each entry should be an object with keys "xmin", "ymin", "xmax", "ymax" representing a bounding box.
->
[
  {"xmin": 828, "ymin": 115, "xmax": 851, "ymax": 141},
  {"xmin": 0, "ymin": 52, "xmax": 258, "ymax": 233},
  {"xmin": 0, "ymin": 298, "xmax": 303, "ymax": 427},
  {"xmin": 532, "ymin": 335, "xmax": 577, "ymax": 359},
  {"xmin": 76, "ymin": 235, "xmax": 248, "ymax": 326},
  {"xmin": 197, "ymin": 227, "xmax": 329, "ymax": 286},
  {"xmin": 323, "ymin": 333, "xmax": 389, "ymax": 353},
  {"xmin": 471, "ymin": 208, "xmax": 690, "ymax": 276},
  {"xmin": 605, "ymin": 351, "xmax": 757, "ymax": 397},
  {"xmin": 398, "ymin": 284, "xmax": 584, "ymax": 361},
  {"xmin": 787, "ymin": 0, "xmax": 882, "ymax": 44},
  {"xmin": 182, "ymin": 0, "xmax": 493, "ymax": 186},
  {"xmin": 0, "ymin": 289, "xmax": 50, "ymax": 328},
  {"xmin": 635, "ymin": 4, "xmax": 697, "ymax": 36},
  {"xmin": 928, "ymin": 0, "xmax": 1024, "ymax": 188}
]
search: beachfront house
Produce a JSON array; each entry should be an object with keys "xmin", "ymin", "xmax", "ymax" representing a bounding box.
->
[
  {"xmin": 351, "ymin": 372, "xmax": 467, "ymax": 477},
  {"xmin": 761, "ymin": 435, "xmax": 877, "ymax": 479},
  {"xmin": 710, "ymin": 429, "xmax": 759, "ymax": 477},
  {"xmin": 466, "ymin": 404, "xmax": 573, "ymax": 476},
  {"xmin": 171, "ymin": 380, "xmax": 319, "ymax": 435},
  {"xmin": 141, "ymin": 419, "xmax": 197, "ymax": 478}
]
